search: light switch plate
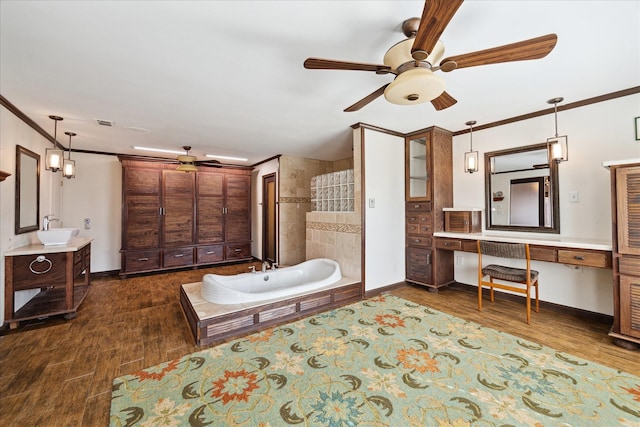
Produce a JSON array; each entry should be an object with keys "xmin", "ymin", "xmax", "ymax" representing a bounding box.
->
[{"xmin": 569, "ymin": 191, "xmax": 579, "ymax": 203}]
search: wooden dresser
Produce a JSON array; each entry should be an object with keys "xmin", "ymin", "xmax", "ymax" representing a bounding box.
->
[
  {"xmin": 119, "ymin": 157, "xmax": 252, "ymax": 277},
  {"xmin": 605, "ymin": 159, "xmax": 640, "ymax": 349}
]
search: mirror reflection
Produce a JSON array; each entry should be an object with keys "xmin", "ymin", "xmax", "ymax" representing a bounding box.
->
[
  {"xmin": 15, "ymin": 145, "xmax": 40, "ymax": 234},
  {"xmin": 484, "ymin": 143, "xmax": 559, "ymax": 233}
]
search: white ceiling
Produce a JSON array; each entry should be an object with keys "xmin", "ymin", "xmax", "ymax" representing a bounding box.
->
[{"xmin": 1, "ymin": 1, "xmax": 639, "ymax": 166}]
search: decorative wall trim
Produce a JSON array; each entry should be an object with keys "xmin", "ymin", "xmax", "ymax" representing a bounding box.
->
[
  {"xmin": 306, "ymin": 221, "xmax": 361, "ymax": 234},
  {"xmin": 279, "ymin": 197, "xmax": 310, "ymax": 204}
]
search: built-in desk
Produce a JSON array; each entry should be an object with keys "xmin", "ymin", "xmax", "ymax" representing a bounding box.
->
[
  {"xmin": 4, "ymin": 237, "xmax": 93, "ymax": 328},
  {"xmin": 433, "ymin": 232, "xmax": 612, "ymax": 269}
]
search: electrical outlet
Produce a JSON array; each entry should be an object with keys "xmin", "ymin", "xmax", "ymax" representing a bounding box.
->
[
  {"xmin": 368, "ymin": 197, "xmax": 375, "ymax": 208},
  {"xmin": 84, "ymin": 218, "xmax": 91, "ymax": 229},
  {"xmin": 456, "ymin": 256, "xmax": 464, "ymax": 265}
]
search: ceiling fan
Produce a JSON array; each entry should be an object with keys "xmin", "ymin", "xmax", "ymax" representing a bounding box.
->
[{"xmin": 303, "ymin": 0, "xmax": 557, "ymax": 112}]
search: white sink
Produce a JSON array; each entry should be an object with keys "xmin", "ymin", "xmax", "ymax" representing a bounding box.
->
[{"xmin": 36, "ymin": 228, "xmax": 80, "ymax": 245}]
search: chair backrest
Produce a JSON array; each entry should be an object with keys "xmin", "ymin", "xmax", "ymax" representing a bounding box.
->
[{"xmin": 478, "ymin": 241, "xmax": 528, "ymax": 260}]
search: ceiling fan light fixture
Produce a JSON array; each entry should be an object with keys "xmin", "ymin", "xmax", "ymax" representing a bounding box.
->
[
  {"xmin": 384, "ymin": 68, "xmax": 445, "ymax": 105},
  {"xmin": 176, "ymin": 146, "xmax": 198, "ymax": 173},
  {"xmin": 384, "ymin": 39, "xmax": 445, "ymax": 69}
]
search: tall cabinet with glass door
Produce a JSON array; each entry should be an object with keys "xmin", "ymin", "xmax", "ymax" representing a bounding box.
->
[{"xmin": 405, "ymin": 126, "xmax": 454, "ymax": 291}]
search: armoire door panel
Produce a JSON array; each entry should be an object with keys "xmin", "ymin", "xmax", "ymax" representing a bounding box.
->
[
  {"xmin": 163, "ymin": 171, "xmax": 195, "ymax": 247},
  {"xmin": 125, "ymin": 194, "xmax": 161, "ymax": 249},
  {"xmin": 197, "ymin": 196, "xmax": 224, "ymax": 243}
]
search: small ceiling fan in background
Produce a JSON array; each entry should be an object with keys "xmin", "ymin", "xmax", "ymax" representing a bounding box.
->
[{"xmin": 304, "ymin": 0, "xmax": 557, "ymax": 112}]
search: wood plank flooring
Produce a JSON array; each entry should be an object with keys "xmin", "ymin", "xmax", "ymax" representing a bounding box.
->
[{"xmin": 1, "ymin": 261, "xmax": 638, "ymax": 426}]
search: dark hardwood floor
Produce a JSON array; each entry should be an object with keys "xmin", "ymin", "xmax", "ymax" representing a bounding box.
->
[{"xmin": 1, "ymin": 261, "xmax": 638, "ymax": 426}]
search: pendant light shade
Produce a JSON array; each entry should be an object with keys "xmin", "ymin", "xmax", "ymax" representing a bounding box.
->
[
  {"xmin": 464, "ymin": 120, "xmax": 479, "ymax": 174},
  {"xmin": 546, "ymin": 97, "xmax": 568, "ymax": 163},
  {"xmin": 176, "ymin": 146, "xmax": 198, "ymax": 172},
  {"xmin": 63, "ymin": 131, "xmax": 76, "ymax": 179},
  {"xmin": 46, "ymin": 115, "xmax": 64, "ymax": 172}
]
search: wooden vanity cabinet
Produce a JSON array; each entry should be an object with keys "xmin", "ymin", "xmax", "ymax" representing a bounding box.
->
[
  {"xmin": 119, "ymin": 158, "xmax": 252, "ymax": 277},
  {"xmin": 444, "ymin": 210, "xmax": 482, "ymax": 233},
  {"xmin": 608, "ymin": 163, "xmax": 640, "ymax": 347},
  {"xmin": 404, "ymin": 127, "xmax": 454, "ymax": 291},
  {"xmin": 4, "ymin": 240, "xmax": 91, "ymax": 328}
]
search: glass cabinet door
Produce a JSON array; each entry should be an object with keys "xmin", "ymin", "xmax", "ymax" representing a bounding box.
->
[{"xmin": 406, "ymin": 135, "xmax": 430, "ymax": 201}]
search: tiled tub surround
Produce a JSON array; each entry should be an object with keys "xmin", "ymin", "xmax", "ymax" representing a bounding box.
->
[
  {"xmin": 180, "ymin": 276, "xmax": 361, "ymax": 346},
  {"xmin": 306, "ymin": 213, "xmax": 361, "ymax": 280}
]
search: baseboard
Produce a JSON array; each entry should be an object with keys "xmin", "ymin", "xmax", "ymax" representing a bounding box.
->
[
  {"xmin": 448, "ymin": 282, "xmax": 614, "ymax": 325},
  {"xmin": 364, "ymin": 281, "xmax": 406, "ymax": 298}
]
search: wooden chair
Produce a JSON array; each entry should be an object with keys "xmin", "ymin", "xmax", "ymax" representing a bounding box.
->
[{"xmin": 477, "ymin": 240, "xmax": 539, "ymax": 324}]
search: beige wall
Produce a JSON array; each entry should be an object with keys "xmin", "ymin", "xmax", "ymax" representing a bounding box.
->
[
  {"xmin": 278, "ymin": 155, "xmax": 353, "ymax": 266},
  {"xmin": 305, "ymin": 129, "xmax": 362, "ymax": 280}
]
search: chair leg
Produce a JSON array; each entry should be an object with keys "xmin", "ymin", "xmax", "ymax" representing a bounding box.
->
[
  {"xmin": 525, "ymin": 285, "xmax": 531, "ymax": 324},
  {"xmin": 478, "ymin": 281, "xmax": 483, "ymax": 312},
  {"xmin": 489, "ymin": 277, "xmax": 495, "ymax": 302},
  {"xmin": 534, "ymin": 281, "xmax": 540, "ymax": 313}
]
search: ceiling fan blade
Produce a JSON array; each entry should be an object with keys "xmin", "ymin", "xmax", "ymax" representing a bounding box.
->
[
  {"xmin": 412, "ymin": 0, "xmax": 464, "ymax": 60},
  {"xmin": 304, "ymin": 58, "xmax": 391, "ymax": 74},
  {"xmin": 344, "ymin": 84, "xmax": 390, "ymax": 112},
  {"xmin": 440, "ymin": 34, "xmax": 558, "ymax": 71},
  {"xmin": 430, "ymin": 91, "xmax": 457, "ymax": 111}
]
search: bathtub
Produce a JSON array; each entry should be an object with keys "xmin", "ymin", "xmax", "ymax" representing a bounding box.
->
[{"xmin": 201, "ymin": 258, "xmax": 342, "ymax": 304}]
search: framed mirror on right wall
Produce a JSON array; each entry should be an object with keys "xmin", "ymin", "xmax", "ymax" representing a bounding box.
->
[{"xmin": 484, "ymin": 142, "xmax": 560, "ymax": 234}]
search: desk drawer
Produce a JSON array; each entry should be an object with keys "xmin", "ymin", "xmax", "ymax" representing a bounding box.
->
[
  {"xmin": 558, "ymin": 249, "xmax": 610, "ymax": 268},
  {"xmin": 530, "ymin": 246, "xmax": 557, "ymax": 262},
  {"xmin": 435, "ymin": 238, "xmax": 462, "ymax": 251}
]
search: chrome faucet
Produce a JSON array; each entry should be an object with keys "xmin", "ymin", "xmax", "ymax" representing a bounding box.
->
[
  {"xmin": 43, "ymin": 215, "xmax": 60, "ymax": 230},
  {"xmin": 248, "ymin": 265, "xmax": 256, "ymax": 273},
  {"xmin": 271, "ymin": 262, "xmax": 279, "ymax": 270},
  {"xmin": 262, "ymin": 261, "xmax": 268, "ymax": 273}
]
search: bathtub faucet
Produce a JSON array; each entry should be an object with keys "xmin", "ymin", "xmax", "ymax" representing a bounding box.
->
[
  {"xmin": 262, "ymin": 261, "xmax": 268, "ymax": 273},
  {"xmin": 248, "ymin": 265, "xmax": 256, "ymax": 273},
  {"xmin": 271, "ymin": 262, "xmax": 278, "ymax": 270}
]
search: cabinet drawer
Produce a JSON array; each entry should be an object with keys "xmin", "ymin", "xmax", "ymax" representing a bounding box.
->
[
  {"xmin": 163, "ymin": 247, "xmax": 194, "ymax": 268},
  {"xmin": 558, "ymin": 249, "xmax": 611, "ymax": 268},
  {"xmin": 406, "ymin": 246, "xmax": 432, "ymax": 284},
  {"xmin": 619, "ymin": 256, "xmax": 640, "ymax": 276},
  {"xmin": 444, "ymin": 211, "xmax": 481, "ymax": 233},
  {"xmin": 226, "ymin": 243, "xmax": 251, "ymax": 260},
  {"xmin": 406, "ymin": 236, "xmax": 432, "ymax": 247},
  {"xmin": 196, "ymin": 245, "xmax": 224, "ymax": 264},
  {"xmin": 124, "ymin": 250, "xmax": 161, "ymax": 272},
  {"xmin": 406, "ymin": 218, "xmax": 432, "ymax": 236},
  {"xmin": 406, "ymin": 202, "xmax": 432, "ymax": 212},
  {"xmin": 435, "ymin": 238, "xmax": 462, "ymax": 251}
]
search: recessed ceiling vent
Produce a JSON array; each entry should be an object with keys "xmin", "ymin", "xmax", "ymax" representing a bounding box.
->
[{"xmin": 95, "ymin": 118, "xmax": 115, "ymax": 127}]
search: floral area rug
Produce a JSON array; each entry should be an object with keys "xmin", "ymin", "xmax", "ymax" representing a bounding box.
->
[{"xmin": 110, "ymin": 295, "xmax": 640, "ymax": 426}]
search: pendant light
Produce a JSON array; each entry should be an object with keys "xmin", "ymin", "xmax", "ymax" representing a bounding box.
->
[
  {"xmin": 46, "ymin": 115, "xmax": 64, "ymax": 172},
  {"xmin": 464, "ymin": 120, "xmax": 479, "ymax": 174},
  {"xmin": 63, "ymin": 132, "xmax": 76, "ymax": 179},
  {"xmin": 547, "ymin": 97, "xmax": 568, "ymax": 163},
  {"xmin": 176, "ymin": 146, "xmax": 198, "ymax": 172}
]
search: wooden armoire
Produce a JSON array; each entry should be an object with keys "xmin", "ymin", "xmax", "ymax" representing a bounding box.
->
[
  {"xmin": 119, "ymin": 157, "xmax": 251, "ymax": 277},
  {"xmin": 607, "ymin": 160, "xmax": 640, "ymax": 349}
]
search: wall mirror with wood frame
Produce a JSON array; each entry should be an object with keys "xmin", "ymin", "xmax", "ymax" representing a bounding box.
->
[
  {"xmin": 15, "ymin": 145, "xmax": 40, "ymax": 234},
  {"xmin": 485, "ymin": 142, "xmax": 559, "ymax": 233}
]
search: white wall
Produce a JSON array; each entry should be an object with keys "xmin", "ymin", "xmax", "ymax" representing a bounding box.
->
[
  {"xmin": 60, "ymin": 152, "xmax": 122, "ymax": 272},
  {"xmin": 363, "ymin": 128, "xmax": 405, "ymax": 290},
  {"xmin": 451, "ymin": 94, "xmax": 640, "ymax": 315},
  {"xmin": 251, "ymin": 158, "xmax": 279, "ymax": 260}
]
